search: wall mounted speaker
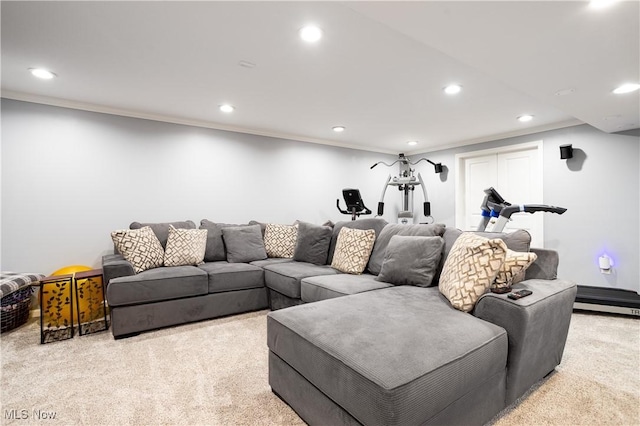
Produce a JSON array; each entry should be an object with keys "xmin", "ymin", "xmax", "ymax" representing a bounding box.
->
[{"xmin": 560, "ymin": 144, "xmax": 573, "ymax": 159}]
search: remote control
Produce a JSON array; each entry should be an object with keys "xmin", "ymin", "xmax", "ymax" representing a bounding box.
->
[{"xmin": 508, "ymin": 290, "xmax": 532, "ymax": 300}]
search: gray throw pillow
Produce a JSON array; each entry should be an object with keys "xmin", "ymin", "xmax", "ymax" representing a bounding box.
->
[
  {"xmin": 368, "ymin": 223, "xmax": 446, "ymax": 275},
  {"xmin": 376, "ymin": 235, "xmax": 444, "ymax": 287},
  {"xmin": 200, "ymin": 220, "xmax": 246, "ymax": 262},
  {"xmin": 221, "ymin": 224, "xmax": 267, "ymax": 263},
  {"xmin": 293, "ymin": 222, "xmax": 333, "ymax": 265}
]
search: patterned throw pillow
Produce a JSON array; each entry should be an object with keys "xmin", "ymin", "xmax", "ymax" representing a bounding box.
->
[
  {"xmin": 111, "ymin": 226, "xmax": 165, "ymax": 273},
  {"xmin": 493, "ymin": 249, "xmax": 538, "ymax": 290},
  {"xmin": 438, "ymin": 232, "xmax": 507, "ymax": 312},
  {"xmin": 264, "ymin": 224, "xmax": 298, "ymax": 258},
  {"xmin": 331, "ymin": 227, "xmax": 376, "ymax": 275},
  {"xmin": 164, "ymin": 225, "xmax": 208, "ymax": 267}
]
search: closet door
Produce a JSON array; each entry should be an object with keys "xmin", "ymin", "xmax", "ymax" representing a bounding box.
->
[{"xmin": 456, "ymin": 141, "xmax": 544, "ymax": 247}]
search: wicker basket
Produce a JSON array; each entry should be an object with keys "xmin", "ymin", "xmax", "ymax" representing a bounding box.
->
[{"xmin": 1, "ymin": 286, "xmax": 33, "ymax": 333}]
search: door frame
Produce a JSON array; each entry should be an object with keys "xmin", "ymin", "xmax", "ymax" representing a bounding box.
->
[{"xmin": 454, "ymin": 140, "xmax": 544, "ymax": 231}]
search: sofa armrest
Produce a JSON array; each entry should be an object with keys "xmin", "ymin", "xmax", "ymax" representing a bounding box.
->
[
  {"xmin": 525, "ymin": 248, "xmax": 558, "ymax": 280},
  {"xmin": 102, "ymin": 254, "xmax": 135, "ymax": 286},
  {"xmin": 473, "ymin": 278, "xmax": 577, "ymax": 404}
]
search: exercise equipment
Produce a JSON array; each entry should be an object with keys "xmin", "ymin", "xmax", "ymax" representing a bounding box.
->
[
  {"xmin": 477, "ymin": 187, "xmax": 566, "ymax": 232},
  {"xmin": 371, "ymin": 153, "xmax": 443, "ymax": 224},
  {"xmin": 574, "ymin": 286, "xmax": 640, "ymax": 317},
  {"xmin": 337, "ymin": 188, "xmax": 372, "ymax": 221}
]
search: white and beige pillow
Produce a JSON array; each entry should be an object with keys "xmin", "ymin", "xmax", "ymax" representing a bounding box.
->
[
  {"xmin": 493, "ymin": 249, "xmax": 537, "ymax": 290},
  {"xmin": 438, "ymin": 232, "xmax": 507, "ymax": 312},
  {"xmin": 331, "ymin": 227, "xmax": 376, "ymax": 274},
  {"xmin": 111, "ymin": 226, "xmax": 165, "ymax": 273},
  {"xmin": 264, "ymin": 223, "xmax": 298, "ymax": 258},
  {"xmin": 164, "ymin": 225, "xmax": 208, "ymax": 267}
]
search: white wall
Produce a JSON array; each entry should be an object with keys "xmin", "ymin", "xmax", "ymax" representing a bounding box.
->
[
  {"xmin": 416, "ymin": 124, "xmax": 640, "ymax": 293},
  {"xmin": 1, "ymin": 99, "xmax": 400, "ymax": 274}
]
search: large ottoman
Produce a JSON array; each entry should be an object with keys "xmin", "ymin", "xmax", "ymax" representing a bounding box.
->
[{"xmin": 267, "ymin": 286, "xmax": 508, "ymax": 425}]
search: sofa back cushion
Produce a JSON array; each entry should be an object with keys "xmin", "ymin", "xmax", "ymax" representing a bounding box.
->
[
  {"xmin": 368, "ymin": 223, "xmax": 446, "ymax": 275},
  {"xmin": 200, "ymin": 220, "xmax": 245, "ymax": 262},
  {"xmin": 376, "ymin": 235, "xmax": 444, "ymax": 287},
  {"xmin": 129, "ymin": 220, "xmax": 196, "ymax": 249},
  {"xmin": 327, "ymin": 218, "xmax": 388, "ymax": 264},
  {"xmin": 293, "ymin": 221, "xmax": 333, "ymax": 265},
  {"xmin": 221, "ymin": 224, "xmax": 268, "ymax": 263}
]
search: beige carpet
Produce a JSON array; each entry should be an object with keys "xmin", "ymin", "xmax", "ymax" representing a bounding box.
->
[{"xmin": 1, "ymin": 310, "xmax": 638, "ymax": 425}]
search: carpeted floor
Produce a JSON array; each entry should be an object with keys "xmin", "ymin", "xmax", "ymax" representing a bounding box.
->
[{"xmin": 1, "ymin": 310, "xmax": 638, "ymax": 425}]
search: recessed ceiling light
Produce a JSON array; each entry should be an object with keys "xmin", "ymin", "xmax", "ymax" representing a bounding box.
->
[
  {"xmin": 29, "ymin": 68, "xmax": 56, "ymax": 79},
  {"xmin": 299, "ymin": 25, "xmax": 323, "ymax": 43},
  {"xmin": 443, "ymin": 84, "xmax": 462, "ymax": 95},
  {"xmin": 589, "ymin": 0, "xmax": 618, "ymax": 9},
  {"xmin": 612, "ymin": 83, "xmax": 640, "ymax": 94},
  {"xmin": 219, "ymin": 104, "xmax": 235, "ymax": 113},
  {"xmin": 407, "ymin": 141, "xmax": 418, "ymax": 146},
  {"xmin": 332, "ymin": 126, "xmax": 345, "ymax": 133},
  {"xmin": 517, "ymin": 115, "xmax": 534, "ymax": 122}
]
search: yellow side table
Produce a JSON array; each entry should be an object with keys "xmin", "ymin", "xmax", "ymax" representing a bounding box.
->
[
  {"xmin": 74, "ymin": 269, "xmax": 109, "ymax": 335},
  {"xmin": 39, "ymin": 274, "xmax": 74, "ymax": 343}
]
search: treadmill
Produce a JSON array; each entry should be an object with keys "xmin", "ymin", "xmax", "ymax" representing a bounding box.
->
[{"xmin": 574, "ymin": 286, "xmax": 640, "ymax": 317}]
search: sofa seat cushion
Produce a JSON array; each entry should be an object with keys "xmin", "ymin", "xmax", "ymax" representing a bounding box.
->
[
  {"xmin": 301, "ymin": 273, "xmax": 392, "ymax": 303},
  {"xmin": 249, "ymin": 258, "xmax": 294, "ymax": 268},
  {"xmin": 198, "ymin": 262, "xmax": 264, "ymax": 294},
  {"xmin": 267, "ymin": 286, "xmax": 508, "ymax": 426},
  {"xmin": 263, "ymin": 262, "xmax": 339, "ymax": 299},
  {"xmin": 107, "ymin": 266, "xmax": 207, "ymax": 307}
]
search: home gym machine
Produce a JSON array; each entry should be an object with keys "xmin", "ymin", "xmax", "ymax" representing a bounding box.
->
[
  {"xmin": 371, "ymin": 153, "xmax": 443, "ymax": 224},
  {"xmin": 336, "ymin": 188, "xmax": 372, "ymax": 221},
  {"xmin": 477, "ymin": 187, "xmax": 566, "ymax": 232}
]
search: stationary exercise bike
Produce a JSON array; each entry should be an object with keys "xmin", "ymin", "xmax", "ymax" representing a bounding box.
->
[
  {"xmin": 336, "ymin": 188, "xmax": 372, "ymax": 221},
  {"xmin": 371, "ymin": 153, "xmax": 443, "ymax": 224},
  {"xmin": 477, "ymin": 187, "xmax": 567, "ymax": 232}
]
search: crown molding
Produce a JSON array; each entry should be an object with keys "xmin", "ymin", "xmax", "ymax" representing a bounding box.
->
[{"xmin": 1, "ymin": 91, "xmax": 397, "ymax": 155}]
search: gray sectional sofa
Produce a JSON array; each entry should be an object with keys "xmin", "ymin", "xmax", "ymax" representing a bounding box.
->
[{"xmin": 103, "ymin": 217, "xmax": 577, "ymax": 426}]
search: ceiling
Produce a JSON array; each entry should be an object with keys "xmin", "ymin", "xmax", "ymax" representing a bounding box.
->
[{"xmin": 2, "ymin": 1, "xmax": 638, "ymax": 154}]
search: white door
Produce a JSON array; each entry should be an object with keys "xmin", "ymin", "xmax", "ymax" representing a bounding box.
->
[{"xmin": 456, "ymin": 141, "xmax": 544, "ymax": 247}]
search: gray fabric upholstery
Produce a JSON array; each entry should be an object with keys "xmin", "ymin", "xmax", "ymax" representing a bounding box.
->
[
  {"xmin": 199, "ymin": 220, "xmax": 225, "ymax": 262},
  {"xmin": 249, "ymin": 258, "xmax": 294, "ymax": 268},
  {"xmin": 129, "ymin": 220, "xmax": 196, "ymax": 249},
  {"xmin": 198, "ymin": 261, "xmax": 264, "ymax": 293},
  {"xmin": 263, "ymin": 262, "xmax": 339, "ymax": 298},
  {"xmin": 268, "ymin": 286, "xmax": 507, "ymax": 426},
  {"xmin": 301, "ymin": 273, "xmax": 392, "ymax": 303},
  {"xmin": 368, "ymin": 223, "xmax": 446, "ymax": 275},
  {"xmin": 474, "ymin": 278, "xmax": 577, "ymax": 404},
  {"xmin": 293, "ymin": 221, "xmax": 333, "ymax": 265},
  {"xmin": 221, "ymin": 224, "xmax": 267, "ymax": 263},
  {"xmin": 102, "ymin": 254, "xmax": 135, "ymax": 285},
  {"xmin": 106, "ymin": 266, "xmax": 207, "ymax": 307},
  {"xmin": 268, "ymin": 289, "xmax": 305, "ymax": 310},
  {"xmin": 525, "ymin": 248, "xmax": 559, "ymax": 280},
  {"xmin": 327, "ymin": 218, "xmax": 388, "ymax": 264},
  {"xmin": 269, "ymin": 352, "xmax": 363, "ymax": 426},
  {"xmin": 110, "ymin": 287, "xmax": 268, "ymax": 338},
  {"xmin": 376, "ymin": 235, "xmax": 444, "ymax": 287},
  {"xmin": 248, "ymin": 220, "xmax": 267, "ymax": 236},
  {"xmin": 270, "ymin": 350, "xmax": 506, "ymax": 426}
]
